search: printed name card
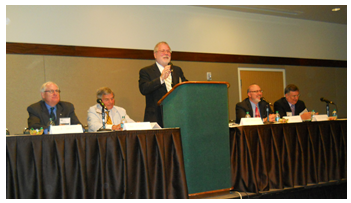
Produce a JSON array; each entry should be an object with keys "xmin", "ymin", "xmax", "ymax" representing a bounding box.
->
[
  {"xmin": 50, "ymin": 124, "xmax": 83, "ymax": 134},
  {"xmin": 312, "ymin": 114, "xmax": 329, "ymax": 121},
  {"xmin": 283, "ymin": 115, "xmax": 303, "ymax": 123},
  {"xmin": 240, "ymin": 118, "xmax": 264, "ymax": 126},
  {"xmin": 123, "ymin": 122, "xmax": 162, "ymax": 130}
]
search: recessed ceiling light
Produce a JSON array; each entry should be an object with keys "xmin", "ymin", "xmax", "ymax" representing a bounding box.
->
[{"xmin": 332, "ymin": 8, "xmax": 341, "ymax": 12}]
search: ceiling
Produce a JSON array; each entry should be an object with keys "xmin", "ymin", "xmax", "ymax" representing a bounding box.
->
[{"xmin": 194, "ymin": 5, "xmax": 347, "ymax": 24}]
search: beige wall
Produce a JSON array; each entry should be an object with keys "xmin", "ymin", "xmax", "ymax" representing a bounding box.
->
[
  {"xmin": 6, "ymin": 54, "xmax": 347, "ymax": 134},
  {"xmin": 6, "ymin": 5, "xmax": 346, "ymax": 60}
]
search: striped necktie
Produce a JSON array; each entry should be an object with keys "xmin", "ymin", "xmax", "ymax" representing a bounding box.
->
[
  {"xmin": 50, "ymin": 107, "xmax": 55, "ymax": 121},
  {"xmin": 106, "ymin": 111, "xmax": 112, "ymax": 124},
  {"xmin": 165, "ymin": 74, "xmax": 172, "ymax": 92}
]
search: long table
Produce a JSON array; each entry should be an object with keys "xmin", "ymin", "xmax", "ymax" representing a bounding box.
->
[
  {"xmin": 6, "ymin": 129, "xmax": 188, "ymax": 199},
  {"xmin": 7, "ymin": 121, "xmax": 347, "ymax": 198},
  {"xmin": 230, "ymin": 120, "xmax": 347, "ymax": 194}
]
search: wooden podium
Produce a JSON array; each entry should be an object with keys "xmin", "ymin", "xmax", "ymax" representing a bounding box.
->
[{"xmin": 158, "ymin": 81, "xmax": 231, "ymax": 196}]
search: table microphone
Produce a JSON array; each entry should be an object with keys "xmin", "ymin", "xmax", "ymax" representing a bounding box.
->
[
  {"xmin": 261, "ymin": 97, "xmax": 272, "ymax": 106},
  {"xmin": 320, "ymin": 97, "xmax": 334, "ymax": 104},
  {"xmin": 97, "ymin": 99, "xmax": 108, "ymax": 109}
]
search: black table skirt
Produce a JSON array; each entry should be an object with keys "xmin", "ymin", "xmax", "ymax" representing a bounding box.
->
[
  {"xmin": 6, "ymin": 129, "xmax": 188, "ymax": 199},
  {"xmin": 230, "ymin": 120, "xmax": 347, "ymax": 193},
  {"xmin": 7, "ymin": 121, "xmax": 347, "ymax": 198}
]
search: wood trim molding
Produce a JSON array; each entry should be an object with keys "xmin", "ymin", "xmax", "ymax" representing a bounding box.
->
[
  {"xmin": 6, "ymin": 42, "xmax": 346, "ymax": 68},
  {"xmin": 188, "ymin": 188, "xmax": 233, "ymax": 199}
]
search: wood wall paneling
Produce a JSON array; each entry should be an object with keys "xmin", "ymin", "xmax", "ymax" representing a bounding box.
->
[{"xmin": 6, "ymin": 42, "xmax": 346, "ymax": 67}]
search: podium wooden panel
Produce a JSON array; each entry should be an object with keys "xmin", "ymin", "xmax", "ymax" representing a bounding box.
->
[{"xmin": 158, "ymin": 81, "xmax": 231, "ymax": 195}]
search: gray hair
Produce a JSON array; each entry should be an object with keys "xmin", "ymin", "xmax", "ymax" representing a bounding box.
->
[
  {"xmin": 284, "ymin": 84, "xmax": 299, "ymax": 94},
  {"xmin": 96, "ymin": 87, "xmax": 115, "ymax": 99},
  {"xmin": 154, "ymin": 41, "xmax": 171, "ymax": 53},
  {"xmin": 40, "ymin": 81, "xmax": 59, "ymax": 93}
]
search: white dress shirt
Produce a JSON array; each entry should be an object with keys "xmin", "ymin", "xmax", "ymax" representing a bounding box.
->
[{"xmin": 87, "ymin": 104, "xmax": 135, "ymax": 132}]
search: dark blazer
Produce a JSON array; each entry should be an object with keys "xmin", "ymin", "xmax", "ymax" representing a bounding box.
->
[
  {"xmin": 139, "ymin": 63, "xmax": 188, "ymax": 127},
  {"xmin": 235, "ymin": 98, "xmax": 273, "ymax": 124},
  {"xmin": 274, "ymin": 97, "xmax": 306, "ymax": 118},
  {"xmin": 27, "ymin": 100, "xmax": 82, "ymax": 129}
]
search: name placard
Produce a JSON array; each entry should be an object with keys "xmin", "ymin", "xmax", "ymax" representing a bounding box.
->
[
  {"xmin": 240, "ymin": 118, "xmax": 263, "ymax": 126},
  {"xmin": 50, "ymin": 124, "xmax": 83, "ymax": 134},
  {"xmin": 312, "ymin": 114, "xmax": 329, "ymax": 121},
  {"xmin": 59, "ymin": 117, "xmax": 71, "ymax": 125},
  {"xmin": 283, "ymin": 115, "xmax": 303, "ymax": 123},
  {"xmin": 123, "ymin": 122, "xmax": 162, "ymax": 130}
]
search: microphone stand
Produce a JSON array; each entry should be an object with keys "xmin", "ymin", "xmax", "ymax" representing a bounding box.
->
[
  {"xmin": 261, "ymin": 97, "xmax": 272, "ymax": 124},
  {"xmin": 326, "ymin": 103, "xmax": 330, "ymax": 117},
  {"xmin": 98, "ymin": 106, "xmax": 111, "ymax": 132},
  {"xmin": 266, "ymin": 103, "xmax": 270, "ymax": 122},
  {"xmin": 325, "ymin": 103, "xmax": 338, "ymax": 117}
]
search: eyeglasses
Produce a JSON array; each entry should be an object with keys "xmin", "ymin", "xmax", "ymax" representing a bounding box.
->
[
  {"xmin": 157, "ymin": 49, "xmax": 172, "ymax": 54},
  {"xmin": 45, "ymin": 90, "xmax": 61, "ymax": 94},
  {"xmin": 290, "ymin": 94, "xmax": 300, "ymax": 98},
  {"xmin": 250, "ymin": 90, "xmax": 263, "ymax": 93}
]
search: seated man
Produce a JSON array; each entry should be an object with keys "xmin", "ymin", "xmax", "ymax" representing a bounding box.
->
[
  {"xmin": 27, "ymin": 81, "xmax": 82, "ymax": 134},
  {"xmin": 274, "ymin": 84, "xmax": 311, "ymax": 120},
  {"xmin": 235, "ymin": 84, "xmax": 275, "ymax": 124},
  {"xmin": 87, "ymin": 87, "xmax": 135, "ymax": 132}
]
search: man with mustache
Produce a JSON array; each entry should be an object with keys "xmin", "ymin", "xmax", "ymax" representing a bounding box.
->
[{"xmin": 139, "ymin": 41, "xmax": 188, "ymax": 127}]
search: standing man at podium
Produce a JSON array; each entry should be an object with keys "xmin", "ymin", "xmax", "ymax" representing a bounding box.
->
[
  {"xmin": 235, "ymin": 83, "xmax": 275, "ymax": 124},
  {"xmin": 139, "ymin": 41, "xmax": 188, "ymax": 127}
]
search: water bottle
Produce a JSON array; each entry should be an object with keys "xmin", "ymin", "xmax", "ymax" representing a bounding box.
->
[
  {"xmin": 121, "ymin": 116, "xmax": 127, "ymax": 130},
  {"xmin": 275, "ymin": 111, "xmax": 280, "ymax": 122},
  {"xmin": 245, "ymin": 112, "xmax": 251, "ymax": 118},
  {"xmin": 49, "ymin": 117, "xmax": 55, "ymax": 134},
  {"xmin": 332, "ymin": 109, "xmax": 337, "ymax": 119},
  {"xmin": 311, "ymin": 110, "xmax": 315, "ymax": 121}
]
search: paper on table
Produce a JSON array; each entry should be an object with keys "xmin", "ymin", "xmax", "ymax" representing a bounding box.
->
[
  {"xmin": 312, "ymin": 114, "xmax": 329, "ymax": 121},
  {"xmin": 283, "ymin": 115, "xmax": 302, "ymax": 123},
  {"xmin": 240, "ymin": 117, "xmax": 264, "ymax": 126}
]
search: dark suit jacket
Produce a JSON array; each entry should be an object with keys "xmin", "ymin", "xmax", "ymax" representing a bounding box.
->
[
  {"xmin": 274, "ymin": 97, "xmax": 306, "ymax": 118},
  {"xmin": 139, "ymin": 63, "xmax": 188, "ymax": 127},
  {"xmin": 27, "ymin": 100, "xmax": 82, "ymax": 129},
  {"xmin": 235, "ymin": 98, "xmax": 273, "ymax": 124}
]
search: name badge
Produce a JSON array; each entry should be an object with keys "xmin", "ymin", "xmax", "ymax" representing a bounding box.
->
[{"xmin": 59, "ymin": 117, "xmax": 71, "ymax": 125}]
